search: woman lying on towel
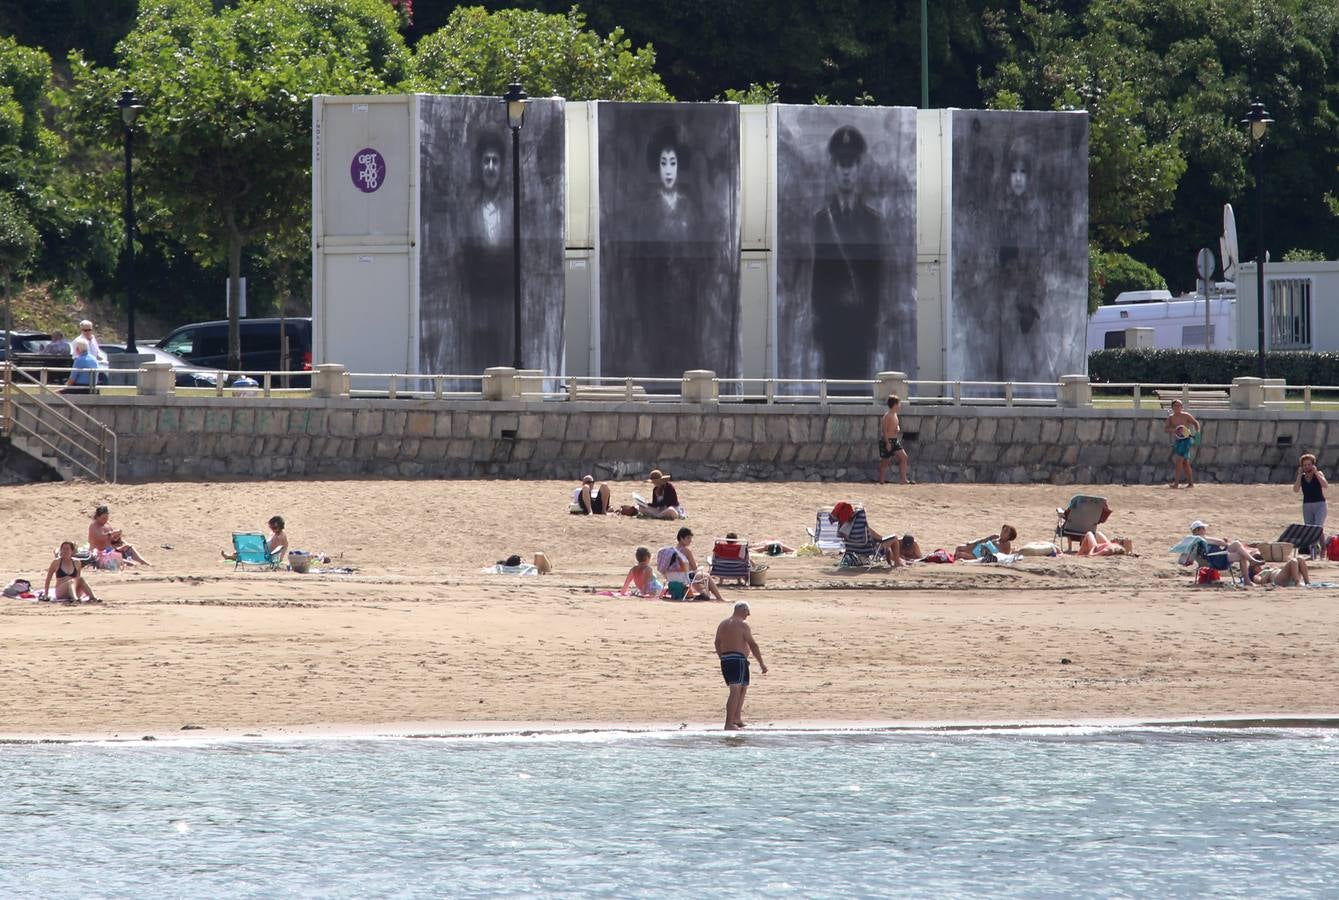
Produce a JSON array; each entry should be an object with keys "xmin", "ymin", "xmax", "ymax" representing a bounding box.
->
[
  {"xmin": 1247, "ymin": 557, "xmax": 1311, "ymax": 587},
  {"xmin": 1076, "ymin": 530, "xmax": 1133, "ymax": 557},
  {"xmin": 954, "ymin": 525, "xmax": 1017, "ymax": 561}
]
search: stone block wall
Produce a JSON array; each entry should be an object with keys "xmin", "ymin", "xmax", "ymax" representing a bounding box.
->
[{"xmin": 52, "ymin": 396, "xmax": 1335, "ymax": 483}]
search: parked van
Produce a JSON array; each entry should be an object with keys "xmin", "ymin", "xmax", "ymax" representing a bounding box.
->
[
  {"xmin": 1087, "ymin": 293, "xmax": 1236, "ymax": 353},
  {"xmin": 157, "ymin": 317, "xmax": 312, "ymax": 374}
]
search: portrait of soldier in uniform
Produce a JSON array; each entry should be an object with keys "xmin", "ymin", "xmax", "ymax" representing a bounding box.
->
[
  {"xmin": 774, "ymin": 106, "xmax": 916, "ymax": 385},
  {"xmin": 810, "ymin": 124, "xmax": 885, "ymax": 381}
]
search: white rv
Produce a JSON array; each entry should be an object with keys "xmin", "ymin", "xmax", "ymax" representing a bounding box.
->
[{"xmin": 1087, "ymin": 290, "xmax": 1237, "ymax": 353}]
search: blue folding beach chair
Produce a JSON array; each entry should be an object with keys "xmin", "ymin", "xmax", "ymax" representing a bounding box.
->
[{"xmin": 231, "ymin": 532, "xmax": 282, "ymax": 570}]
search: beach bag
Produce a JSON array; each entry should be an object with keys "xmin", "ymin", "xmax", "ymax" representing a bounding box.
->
[
  {"xmin": 655, "ymin": 546, "xmax": 680, "ymax": 574},
  {"xmin": 1019, "ymin": 541, "xmax": 1059, "ymax": 557},
  {"xmin": 619, "ymin": 505, "xmax": 639, "ymax": 517},
  {"xmin": 1327, "ymin": 535, "xmax": 1339, "ymax": 562},
  {"xmin": 1259, "ymin": 542, "xmax": 1293, "ymax": 563},
  {"xmin": 1196, "ymin": 566, "xmax": 1220, "ymax": 585},
  {"xmin": 3, "ymin": 578, "xmax": 31, "ymax": 598},
  {"xmin": 665, "ymin": 581, "xmax": 690, "ymax": 600}
]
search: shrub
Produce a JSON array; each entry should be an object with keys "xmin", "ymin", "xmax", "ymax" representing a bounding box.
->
[{"xmin": 1089, "ymin": 348, "xmax": 1339, "ymax": 385}]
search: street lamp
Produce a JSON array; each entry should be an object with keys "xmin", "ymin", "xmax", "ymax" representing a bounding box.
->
[
  {"xmin": 117, "ymin": 88, "xmax": 145, "ymax": 354},
  {"xmin": 1242, "ymin": 100, "xmax": 1273, "ymax": 378},
  {"xmin": 502, "ymin": 82, "xmax": 527, "ymax": 371}
]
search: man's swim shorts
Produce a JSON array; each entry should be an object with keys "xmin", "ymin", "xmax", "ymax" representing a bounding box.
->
[{"xmin": 719, "ymin": 652, "xmax": 750, "ymax": 686}]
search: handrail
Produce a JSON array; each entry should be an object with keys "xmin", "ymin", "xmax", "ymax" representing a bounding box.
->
[{"xmin": 2, "ymin": 363, "xmax": 117, "ymax": 482}]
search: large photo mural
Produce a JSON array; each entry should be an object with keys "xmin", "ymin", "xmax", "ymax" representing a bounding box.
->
[
  {"xmin": 596, "ymin": 102, "xmax": 741, "ymax": 379},
  {"xmin": 775, "ymin": 105, "xmax": 918, "ymax": 382},
  {"xmin": 948, "ymin": 109, "xmax": 1088, "ymax": 385},
  {"xmin": 418, "ymin": 95, "xmax": 566, "ymax": 376}
]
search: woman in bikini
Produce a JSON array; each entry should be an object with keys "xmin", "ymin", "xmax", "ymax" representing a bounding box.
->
[{"xmin": 44, "ymin": 541, "xmax": 100, "ymax": 603}]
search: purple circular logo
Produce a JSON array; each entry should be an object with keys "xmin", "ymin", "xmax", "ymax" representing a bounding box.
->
[{"xmin": 351, "ymin": 148, "xmax": 386, "ymax": 193}]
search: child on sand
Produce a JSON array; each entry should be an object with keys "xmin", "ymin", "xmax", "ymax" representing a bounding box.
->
[{"xmin": 620, "ymin": 547, "xmax": 664, "ymax": 598}]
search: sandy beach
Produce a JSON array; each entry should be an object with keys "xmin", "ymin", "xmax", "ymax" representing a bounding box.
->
[{"xmin": 0, "ymin": 478, "xmax": 1334, "ymax": 739}]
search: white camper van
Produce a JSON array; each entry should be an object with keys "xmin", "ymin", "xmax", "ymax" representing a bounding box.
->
[{"xmin": 1087, "ymin": 290, "xmax": 1237, "ymax": 353}]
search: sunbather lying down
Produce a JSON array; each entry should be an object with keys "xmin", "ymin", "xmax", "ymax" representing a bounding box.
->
[
  {"xmin": 1076, "ymin": 531, "xmax": 1133, "ymax": 556},
  {"xmin": 955, "ymin": 525, "xmax": 1017, "ymax": 560},
  {"xmin": 749, "ymin": 539, "xmax": 796, "ymax": 556},
  {"xmin": 1248, "ymin": 557, "xmax": 1310, "ymax": 587}
]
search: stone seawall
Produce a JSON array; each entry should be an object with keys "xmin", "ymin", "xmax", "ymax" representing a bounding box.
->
[{"xmin": 24, "ymin": 397, "xmax": 1328, "ymax": 484}]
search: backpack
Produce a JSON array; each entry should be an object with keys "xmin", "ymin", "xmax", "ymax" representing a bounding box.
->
[
  {"xmin": 1327, "ymin": 535, "xmax": 1339, "ymax": 562},
  {"xmin": 1196, "ymin": 566, "xmax": 1221, "ymax": 585}
]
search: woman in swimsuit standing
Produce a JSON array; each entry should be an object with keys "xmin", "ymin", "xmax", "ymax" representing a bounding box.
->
[{"xmin": 43, "ymin": 541, "xmax": 100, "ymax": 603}]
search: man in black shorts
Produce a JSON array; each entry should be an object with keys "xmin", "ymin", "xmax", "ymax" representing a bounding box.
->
[
  {"xmin": 713, "ymin": 601, "xmax": 768, "ymax": 730},
  {"xmin": 878, "ymin": 394, "xmax": 911, "ymax": 485}
]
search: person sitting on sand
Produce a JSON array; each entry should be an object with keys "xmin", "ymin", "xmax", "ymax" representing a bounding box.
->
[
  {"xmin": 88, "ymin": 505, "xmax": 150, "ymax": 566},
  {"xmin": 43, "ymin": 540, "xmax": 100, "ymax": 603},
  {"xmin": 620, "ymin": 546, "xmax": 665, "ymax": 597},
  {"xmin": 660, "ymin": 527, "xmax": 725, "ymax": 601},
  {"xmin": 635, "ymin": 469, "xmax": 681, "ymax": 520},
  {"xmin": 954, "ymin": 525, "xmax": 1018, "ymax": 560},
  {"xmin": 222, "ymin": 516, "xmax": 288, "ymax": 562},
  {"xmin": 572, "ymin": 475, "xmax": 611, "ymax": 515},
  {"xmin": 1076, "ymin": 531, "xmax": 1133, "ymax": 556},
  {"xmin": 1247, "ymin": 557, "xmax": 1311, "ymax": 588},
  {"xmin": 1188, "ymin": 520, "xmax": 1263, "ymax": 566}
]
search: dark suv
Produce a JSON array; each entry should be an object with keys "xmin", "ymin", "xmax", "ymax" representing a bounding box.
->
[{"xmin": 157, "ymin": 317, "xmax": 312, "ymax": 374}]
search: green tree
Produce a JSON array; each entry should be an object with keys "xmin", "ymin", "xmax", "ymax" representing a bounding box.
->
[
  {"xmin": 411, "ymin": 6, "xmax": 670, "ymax": 100},
  {"xmin": 980, "ymin": 1, "xmax": 1187, "ymax": 251},
  {"xmin": 0, "ymin": 34, "xmax": 116, "ymax": 299},
  {"xmin": 67, "ymin": 0, "xmax": 411, "ymax": 368}
]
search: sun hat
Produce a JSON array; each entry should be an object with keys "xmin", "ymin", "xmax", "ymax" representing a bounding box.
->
[
  {"xmin": 581, "ymin": 475, "xmax": 594, "ymax": 484},
  {"xmin": 1189, "ymin": 520, "xmax": 1208, "ymax": 532},
  {"xmin": 648, "ymin": 468, "xmax": 663, "ymax": 481}
]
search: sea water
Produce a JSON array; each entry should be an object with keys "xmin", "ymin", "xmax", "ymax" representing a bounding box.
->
[{"xmin": 3, "ymin": 727, "xmax": 1339, "ymax": 897}]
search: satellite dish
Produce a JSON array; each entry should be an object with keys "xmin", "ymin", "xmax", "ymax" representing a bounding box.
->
[{"xmin": 1222, "ymin": 203, "xmax": 1239, "ymax": 281}]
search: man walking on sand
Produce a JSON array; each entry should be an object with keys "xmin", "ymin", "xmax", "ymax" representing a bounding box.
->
[
  {"xmin": 714, "ymin": 601, "xmax": 767, "ymax": 731},
  {"xmin": 1164, "ymin": 399, "xmax": 1201, "ymax": 489},
  {"xmin": 879, "ymin": 395, "xmax": 910, "ymax": 484}
]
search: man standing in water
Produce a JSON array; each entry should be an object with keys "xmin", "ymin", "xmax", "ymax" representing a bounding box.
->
[
  {"xmin": 878, "ymin": 394, "xmax": 910, "ymax": 484},
  {"xmin": 1164, "ymin": 399, "xmax": 1201, "ymax": 489},
  {"xmin": 714, "ymin": 601, "xmax": 767, "ymax": 731}
]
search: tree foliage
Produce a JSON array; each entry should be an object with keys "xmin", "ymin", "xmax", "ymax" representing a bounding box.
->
[
  {"xmin": 410, "ymin": 6, "xmax": 670, "ymax": 101},
  {"xmin": 67, "ymin": 0, "xmax": 411, "ymax": 366}
]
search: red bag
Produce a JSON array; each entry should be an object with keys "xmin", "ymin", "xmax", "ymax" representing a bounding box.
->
[
  {"xmin": 1196, "ymin": 566, "xmax": 1221, "ymax": 585},
  {"xmin": 1327, "ymin": 535, "xmax": 1339, "ymax": 562}
]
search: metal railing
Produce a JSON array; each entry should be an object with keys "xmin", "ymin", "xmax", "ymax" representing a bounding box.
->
[
  {"xmin": 1, "ymin": 363, "xmax": 118, "ymax": 482},
  {"xmin": 10, "ymin": 360, "xmax": 1339, "ymax": 412}
]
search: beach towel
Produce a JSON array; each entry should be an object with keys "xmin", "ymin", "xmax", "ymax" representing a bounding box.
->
[
  {"xmin": 481, "ymin": 564, "xmax": 539, "ymax": 576},
  {"xmin": 1019, "ymin": 541, "xmax": 1059, "ymax": 557}
]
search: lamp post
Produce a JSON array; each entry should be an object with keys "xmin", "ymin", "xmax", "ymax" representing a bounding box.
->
[
  {"xmin": 1242, "ymin": 100, "xmax": 1273, "ymax": 378},
  {"xmin": 503, "ymin": 82, "xmax": 528, "ymax": 371},
  {"xmin": 117, "ymin": 88, "xmax": 145, "ymax": 354}
]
